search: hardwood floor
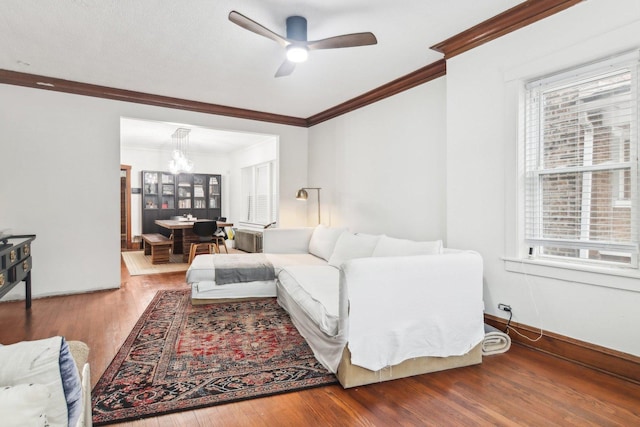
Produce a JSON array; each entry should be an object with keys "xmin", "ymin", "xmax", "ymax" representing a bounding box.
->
[{"xmin": 0, "ymin": 258, "xmax": 639, "ymax": 426}]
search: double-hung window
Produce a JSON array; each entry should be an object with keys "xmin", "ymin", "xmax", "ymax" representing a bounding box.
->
[
  {"xmin": 241, "ymin": 161, "xmax": 277, "ymax": 225},
  {"xmin": 524, "ymin": 51, "xmax": 639, "ymax": 268}
]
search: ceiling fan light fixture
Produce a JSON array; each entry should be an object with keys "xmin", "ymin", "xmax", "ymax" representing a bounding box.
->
[
  {"xmin": 229, "ymin": 11, "xmax": 376, "ymax": 77},
  {"xmin": 286, "ymin": 45, "xmax": 308, "ymax": 63}
]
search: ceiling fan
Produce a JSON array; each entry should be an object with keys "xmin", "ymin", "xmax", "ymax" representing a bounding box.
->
[{"xmin": 228, "ymin": 10, "xmax": 377, "ymax": 77}]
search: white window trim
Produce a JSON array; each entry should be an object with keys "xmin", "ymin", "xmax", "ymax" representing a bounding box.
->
[
  {"xmin": 503, "ymin": 256, "xmax": 640, "ymax": 292},
  {"xmin": 521, "ymin": 50, "xmax": 639, "ymax": 269},
  {"xmin": 502, "ymin": 50, "xmax": 640, "ymax": 292}
]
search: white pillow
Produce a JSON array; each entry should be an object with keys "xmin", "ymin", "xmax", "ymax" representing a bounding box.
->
[
  {"xmin": 0, "ymin": 337, "xmax": 68, "ymax": 427},
  {"xmin": 308, "ymin": 224, "xmax": 347, "ymax": 261},
  {"xmin": 328, "ymin": 233, "xmax": 381, "ymax": 267},
  {"xmin": 372, "ymin": 235, "xmax": 443, "ymax": 257},
  {"xmin": 0, "ymin": 383, "xmax": 50, "ymax": 427}
]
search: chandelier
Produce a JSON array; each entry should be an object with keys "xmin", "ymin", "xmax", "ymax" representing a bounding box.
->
[{"xmin": 168, "ymin": 128, "xmax": 194, "ymax": 174}]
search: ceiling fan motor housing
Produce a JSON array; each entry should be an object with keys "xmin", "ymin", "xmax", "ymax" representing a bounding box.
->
[{"xmin": 286, "ymin": 16, "xmax": 307, "ymax": 41}]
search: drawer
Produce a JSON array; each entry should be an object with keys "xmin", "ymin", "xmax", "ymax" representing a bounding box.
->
[
  {"xmin": 9, "ymin": 256, "xmax": 31, "ymax": 283},
  {"xmin": 22, "ymin": 242, "xmax": 31, "ymax": 258},
  {"xmin": 6, "ymin": 242, "xmax": 31, "ymax": 267},
  {"xmin": 6, "ymin": 247, "xmax": 20, "ymax": 267},
  {"xmin": 2, "ymin": 239, "xmax": 33, "ymax": 268},
  {"xmin": 1, "ymin": 248, "xmax": 20, "ymax": 269}
]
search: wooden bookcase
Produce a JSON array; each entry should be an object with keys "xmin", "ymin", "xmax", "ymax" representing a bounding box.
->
[{"xmin": 141, "ymin": 171, "xmax": 222, "ymax": 235}]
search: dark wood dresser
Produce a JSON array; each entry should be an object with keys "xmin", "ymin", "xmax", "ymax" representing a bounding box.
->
[{"xmin": 0, "ymin": 235, "xmax": 36, "ymax": 309}]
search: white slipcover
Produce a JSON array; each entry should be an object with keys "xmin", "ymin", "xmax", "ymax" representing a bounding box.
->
[{"xmin": 344, "ymin": 251, "xmax": 485, "ymax": 371}]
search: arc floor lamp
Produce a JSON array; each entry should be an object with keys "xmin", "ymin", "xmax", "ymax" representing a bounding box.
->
[{"xmin": 296, "ymin": 187, "xmax": 321, "ymax": 224}]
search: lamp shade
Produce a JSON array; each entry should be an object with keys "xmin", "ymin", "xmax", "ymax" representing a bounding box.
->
[{"xmin": 295, "ymin": 188, "xmax": 308, "ymax": 200}]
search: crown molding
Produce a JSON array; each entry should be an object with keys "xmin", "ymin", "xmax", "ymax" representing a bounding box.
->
[
  {"xmin": 0, "ymin": 63, "xmax": 446, "ymax": 128},
  {"xmin": 0, "ymin": 69, "xmax": 308, "ymax": 127},
  {"xmin": 306, "ymin": 60, "xmax": 446, "ymax": 127},
  {"xmin": 0, "ymin": 0, "xmax": 582, "ymax": 128},
  {"xmin": 430, "ymin": 0, "xmax": 584, "ymax": 59}
]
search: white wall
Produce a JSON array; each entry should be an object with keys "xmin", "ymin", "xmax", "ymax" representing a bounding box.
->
[
  {"xmin": 120, "ymin": 146, "xmax": 231, "ymax": 237},
  {"xmin": 0, "ymin": 85, "xmax": 309, "ymax": 300},
  {"xmin": 307, "ymin": 77, "xmax": 447, "ymax": 239},
  {"xmin": 446, "ymin": 0, "xmax": 640, "ymax": 356}
]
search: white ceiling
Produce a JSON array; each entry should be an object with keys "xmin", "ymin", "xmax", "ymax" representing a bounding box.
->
[
  {"xmin": 1, "ymin": 0, "xmax": 523, "ymax": 151},
  {"xmin": 0, "ymin": 0, "xmax": 523, "ymax": 118}
]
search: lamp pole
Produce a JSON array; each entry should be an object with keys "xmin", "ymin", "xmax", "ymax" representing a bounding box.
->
[{"xmin": 296, "ymin": 187, "xmax": 321, "ymax": 224}]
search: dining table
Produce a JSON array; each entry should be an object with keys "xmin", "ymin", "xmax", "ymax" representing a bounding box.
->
[{"xmin": 155, "ymin": 219, "xmax": 233, "ymax": 262}]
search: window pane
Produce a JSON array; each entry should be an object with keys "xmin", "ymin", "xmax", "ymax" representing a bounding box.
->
[
  {"xmin": 540, "ymin": 71, "xmax": 631, "ymax": 169},
  {"xmin": 524, "ymin": 52, "xmax": 638, "ymax": 266},
  {"xmin": 241, "ymin": 167, "xmax": 253, "ymax": 222},
  {"xmin": 532, "ymin": 170, "xmax": 633, "ymax": 243},
  {"xmin": 255, "ymin": 164, "xmax": 269, "ymax": 224},
  {"xmin": 241, "ymin": 161, "xmax": 277, "ymax": 225},
  {"xmin": 540, "ymin": 246, "xmax": 632, "ymax": 264}
]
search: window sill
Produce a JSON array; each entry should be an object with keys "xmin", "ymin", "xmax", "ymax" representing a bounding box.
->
[{"xmin": 502, "ymin": 257, "xmax": 640, "ymax": 293}]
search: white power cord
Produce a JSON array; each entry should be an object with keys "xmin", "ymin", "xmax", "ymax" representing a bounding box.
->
[{"xmin": 506, "ymin": 259, "xmax": 544, "ymax": 342}]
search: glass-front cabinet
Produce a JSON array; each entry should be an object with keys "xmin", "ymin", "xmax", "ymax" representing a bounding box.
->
[
  {"xmin": 209, "ymin": 176, "xmax": 220, "ymax": 210},
  {"xmin": 193, "ymin": 175, "xmax": 206, "ymax": 209},
  {"xmin": 160, "ymin": 173, "xmax": 175, "ymax": 210},
  {"xmin": 177, "ymin": 174, "xmax": 192, "ymax": 211},
  {"xmin": 141, "ymin": 171, "xmax": 222, "ymax": 234},
  {"xmin": 143, "ymin": 171, "xmax": 159, "ymax": 210}
]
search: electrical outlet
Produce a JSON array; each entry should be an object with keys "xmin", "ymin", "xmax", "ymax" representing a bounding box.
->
[{"xmin": 498, "ymin": 303, "xmax": 512, "ymax": 312}]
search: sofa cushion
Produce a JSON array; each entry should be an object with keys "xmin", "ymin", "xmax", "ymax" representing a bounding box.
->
[
  {"xmin": 328, "ymin": 232, "xmax": 380, "ymax": 268},
  {"xmin": 372, "ymin": 235, "xmax": 443, "ymax": 257},
  {"xmin": 0, "ymin": 336, "xmax": 68, "ymax": 427},
  {"xmin": 0, "ymin": 383, "xmax": 50, "ymax": 427},
  {"xmin": 59, "ymin": 339, "xmax": 83, "ymax": 427},
  {"xmin": 265, "ymin": 253, "xmax": 328, "ymax": 272},
  {"xmin": 187, "ymin": 253, "xmax": 328, "ymax": 284},
  {"xmin": 277, "ymin": 265, "xmax": 340, "ymax": 336},
  {"xmin": 308, "ymin": 225, "xmax": 347, "ymax": 261},
  {"xmin": 262, "ymin": 227, "xmax": 315, "ymax": 254}
]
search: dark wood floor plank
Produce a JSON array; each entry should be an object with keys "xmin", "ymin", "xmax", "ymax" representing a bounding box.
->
[
  {"xmin": 404, "ymin": 372, "xmax": 522, "ymax": 427},
  {"xmin": 0, "ymin": 256, "xmax": 638, "ymax": 426},
  {"xmin": 501, "ymin": 346, "xmax": 640, "ymax": 424},
  {"xmin": 436, "ymin": 364, "xmax": 576, "ymax": 426},
  {"xmin": 299, "ymin": 386, "xmax": 378, "ymax": 426}
]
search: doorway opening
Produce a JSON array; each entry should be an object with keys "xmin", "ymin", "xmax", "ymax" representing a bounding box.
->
[
  {"xmin": 119, "ymin": 117, "xmax": 279, "ymax": 256},
  {"xmin": 120, "ymin": 165, "xmax": 132, "ymax": 250}
]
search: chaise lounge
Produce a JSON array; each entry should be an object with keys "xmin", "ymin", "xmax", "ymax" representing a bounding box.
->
[{"xmin": 186, "ymin": 225, "xmax": 485, "ymax": 388}]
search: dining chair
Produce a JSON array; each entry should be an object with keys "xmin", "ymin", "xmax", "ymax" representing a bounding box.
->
[
  {"xmin": 188, "ymin": 220, "xmax": 217, "ymax": 264},
  {"xmin": 213, "ymin": 220, "xmax": 228, "ymax": 254}
]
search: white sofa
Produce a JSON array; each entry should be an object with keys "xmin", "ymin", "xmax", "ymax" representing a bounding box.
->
[
  {"xmin": 0, "ymin": 336, "xmax": 92, "ymax": 427},
  {"xmin": 187, "ymin": 225, "xmax": 485, "ymax": 388},
  {"xmin": 266, "ymin": 226, "xmax": 485, "ymax": 387}
]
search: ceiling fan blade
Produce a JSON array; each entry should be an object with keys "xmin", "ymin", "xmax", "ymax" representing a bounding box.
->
[
  {"xmin": 307, "ymin": 32, "xmax": 377, "ymax": 50},
  {"xmin": 229, "ymin": 11, "xmax": 288, "ymax": 47},
  {"xmin": 275, "ymin": 60, "xmax": 296, "ymax": 78}
]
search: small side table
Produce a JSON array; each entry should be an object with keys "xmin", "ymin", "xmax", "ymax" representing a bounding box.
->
[{"xmin": 0, "ymin": 234, "xmax": 36, "ymax": 309}]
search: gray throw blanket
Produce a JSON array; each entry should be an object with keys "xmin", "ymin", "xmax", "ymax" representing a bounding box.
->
[{"xmin": 214, "ymin": 254, "xmax": 276, "ymax": 285}]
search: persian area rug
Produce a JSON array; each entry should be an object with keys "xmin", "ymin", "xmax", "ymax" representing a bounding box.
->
[
  {"xmin": 91, "ymin": 290, "xmax": 337, "ymax": 425},
  {"xmin": 121, "ymin": 250, "xmax": 188, "ymax": 276}
]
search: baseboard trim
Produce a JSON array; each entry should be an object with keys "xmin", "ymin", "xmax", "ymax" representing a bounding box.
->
[{"xmin": 484, "ymin": 314, "xmax": 640, "ymax": 385}]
